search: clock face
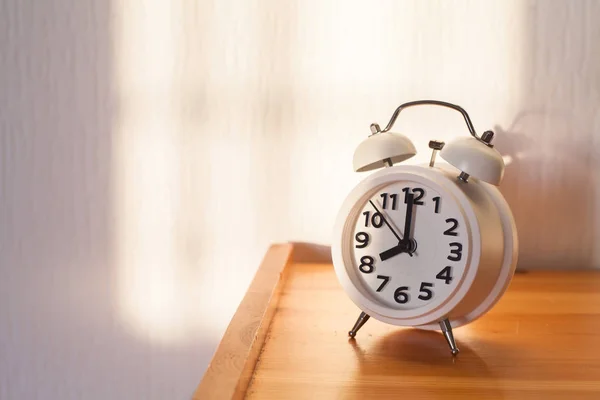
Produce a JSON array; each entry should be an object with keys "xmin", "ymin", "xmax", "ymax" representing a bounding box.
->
[{"xmin": 349, "ymin": 179, "xmax": 470, "ymax": 313}]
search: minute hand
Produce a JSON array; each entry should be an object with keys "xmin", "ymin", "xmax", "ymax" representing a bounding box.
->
[{"xmin": 403, "ymin": 193, "xmax": 414, "ymax": 242}]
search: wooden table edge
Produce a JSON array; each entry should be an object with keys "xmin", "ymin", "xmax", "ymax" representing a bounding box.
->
[{"xmin": 194, "ymin": 242, "xmax": 331, "ymax": 400}]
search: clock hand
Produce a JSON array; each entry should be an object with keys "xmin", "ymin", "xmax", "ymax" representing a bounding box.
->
[
  {"xmin": 379, "ymin": 193, "xmax": 418, "ymax": 261},
  {"xmin": 379, "ymin": 242, "xmax": 408, "ymax": 261},
  {"xmin": 379, "ymin": 238, "xmax": 418, "ymax": 261},
  {"xmin": 373, "ymin": 193, "xmax": 416, "ymax": 261},
  {"xmin": 368, "ymin": 200, "xmax": 402, "ymax": 242},
  {"xmin": 403, "ymin": 193, "xmax": 417, "ymax": 257},
  {"xmin": 370, "ymin": 198, "xmax": 415, "ymax": 261},
  {"xmin": 403, "ymin": 193, "xmax": 414, "ymax": 241}
]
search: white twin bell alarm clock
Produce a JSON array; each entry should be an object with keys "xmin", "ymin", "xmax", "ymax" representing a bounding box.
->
[{"xmin": 331, "ymin": 100, "xmax": 518, "ymax": 355}]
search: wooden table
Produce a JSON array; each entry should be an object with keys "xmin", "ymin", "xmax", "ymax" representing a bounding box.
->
[{"xmin": 195, "ymin": 243, "xmax": 600, "ymax": 399}]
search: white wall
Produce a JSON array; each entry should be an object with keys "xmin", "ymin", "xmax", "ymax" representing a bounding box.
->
[{"xmin": 1, "ymin": 0, "xmax": 599, "ymax": 399}]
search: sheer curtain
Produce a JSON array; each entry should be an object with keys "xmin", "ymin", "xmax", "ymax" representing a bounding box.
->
[{"xmin": 111, "ymin": 0, "xmax": 527, "ymax": 356}]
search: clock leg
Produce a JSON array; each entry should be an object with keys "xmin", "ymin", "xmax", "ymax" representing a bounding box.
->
[
  {"xmin": 439, "ymin": 319, "xmax": 460, "ymax": 356},
  {"xmin": 348, "ymin": 312, "xmax": 370, "ymax": 338}
]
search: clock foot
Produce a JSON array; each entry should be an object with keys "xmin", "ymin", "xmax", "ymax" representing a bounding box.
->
[
  {"xmin": 439, "ymin": 319, "xmax": 460, "ymax": 356},
  {"xmin": 348, "ymin": 312, "xmax": 370, "ymax": 338}
]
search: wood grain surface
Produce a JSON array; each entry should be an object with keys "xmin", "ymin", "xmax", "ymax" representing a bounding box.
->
[
  {"xmin": 197, "ymin": 244, "xmax": 600, "ymax": 399},
  {"xmin": 194, "ymin": 244, "xmax": 294, "ymax": 400}
]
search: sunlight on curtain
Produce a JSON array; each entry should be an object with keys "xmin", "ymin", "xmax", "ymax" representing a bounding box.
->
[
  {"xmin": 113, "ymin": 0, "xmax": 198, "ymax": 344},
  {"xmin": 111, "ymin": 0, "xmax": 525, "ymax": 345}
]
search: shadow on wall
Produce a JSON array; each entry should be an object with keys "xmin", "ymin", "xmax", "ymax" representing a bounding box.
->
[
  {"xmin": 0, "ymin": 1, "xmax": 212, "ymax": 399},
  {"xmin": 494, "ymin": 0, "xmax": 600, "ymax": 270}
]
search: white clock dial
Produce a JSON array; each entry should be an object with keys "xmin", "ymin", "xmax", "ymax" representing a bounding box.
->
[{"xmin": 350, "ymin": 179, "xmax": 469, "ymax": 313}]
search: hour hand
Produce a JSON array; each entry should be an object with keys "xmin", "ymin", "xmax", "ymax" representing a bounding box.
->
[{"xmin": 379, "ymin": 242, "xmax": 407, "ymax": 261}]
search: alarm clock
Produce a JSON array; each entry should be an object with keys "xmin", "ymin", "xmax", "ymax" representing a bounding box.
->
[{"xmin": 331, "ymin": 100, "xmax": 518, "ymax": 355}]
